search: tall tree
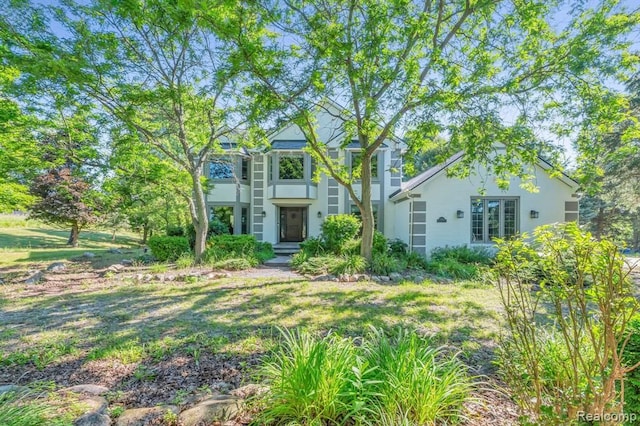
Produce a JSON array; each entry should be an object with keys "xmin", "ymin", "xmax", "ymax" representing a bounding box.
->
[
  {"xmin": 230, "ymin": 0, "xmax": 638, "ymax": 260},
  {"xmin": 0, "ymin": 0, "xmax": 253, "ymax": 262}
]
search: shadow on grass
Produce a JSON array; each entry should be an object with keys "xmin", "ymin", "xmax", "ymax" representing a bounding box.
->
[
  {"xmin": 0, "ymin": 277, "xmax": 504, "ymax": 402},
  {"xmin": 0, "ymin": 228, "xmax": 140, "ymax": 250}
]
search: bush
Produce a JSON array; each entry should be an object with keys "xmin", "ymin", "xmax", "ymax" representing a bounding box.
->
[
  {"xmin": 430, "ymin": 245, "xmax": 493, "ymax": 265},
  {"xmin": 388, "ymin": 238, "xmax": 408, "ymax": 256},
  {"xmin": 175, "ymin": 252, "xmax": 194, "ymax": 269},
  {"xmin": 186, "ymin": 219, "xmax": 230, "ymax": 249},
  {"xmin": 372, "ymin": 230, "xmax": 388, "ymax": 255},
  {"xmin": 405, "ymin": 251, "xmax": 428, "ymax": 270},
  {"xmin": 329, "ymin": 255, "xmax": 367, "ymax": 275},
  {"xmin": 208, "ymin": 234, "xmax": 257, "ymax": 256},
  {"xmin": 299, "ymin": 236, "xmax": 325, "ymax": 256},
  {"xmin": 166, "ymin": 225, "xmax": 184, "ymax": 237},
  {"xmin": 294, "ymin": 255, "xmax": 343, "ymax": 276},
  {"xmin": 211, "ymin": 258, "xmax": 257, "ymax": 270},
  {"xmin": 494, "ymin": 223, "xmax": 639, "ymax": 423},
  {"xmin": 203, "ymin": 235, "xmax": 273, "ymax": 268},
  {"xmin": 370, "ymin": 252, "xmax": 406, "ymax": 275},
  {"xmin": 255, "ymin": 242, "xmax": 275, "ymax": 263},
  {"xmin": 257, "ymin": 328, "xmax": 471, "ymax": 425},
  {"xmin": 321, "ymin": 214, "xmax": 361, "ymax": 254},
  {"xmin": 148, "ymin": 236, "xmax": 191, "ymax": 262},
  {"xmin": 623, "ymin": 315, "xmax": 640, "ymax": 415},
  {"xmin": 426, "ymin": 258, "xmax": 478, "ymax": 280}
]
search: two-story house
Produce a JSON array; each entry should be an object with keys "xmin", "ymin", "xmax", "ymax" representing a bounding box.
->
[{"xmin": 206, "ymin": 106, "xmax": 579, "ymax": 256}]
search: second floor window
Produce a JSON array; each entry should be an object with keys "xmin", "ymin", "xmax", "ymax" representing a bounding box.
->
[
  {"xmin": 351, "ymin": 152, "xmax": 378, "ymax": 179},
  {"xmin": 209, "ymin": 159, "xmax": 234, "ymax": 180},
  {"xmin": 279, "ymin": 154, "xmax": 304, "ymax": 180}
]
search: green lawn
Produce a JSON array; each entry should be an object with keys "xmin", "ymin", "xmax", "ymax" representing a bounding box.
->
[{"xmin": 0, "ymin": 224, "xmax": 141, "ymax": 265}]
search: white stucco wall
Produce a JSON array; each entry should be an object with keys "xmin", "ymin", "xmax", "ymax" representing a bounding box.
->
[{"xmin": 405, "ymin": 162, "xmax": 578, "ymax": 255}]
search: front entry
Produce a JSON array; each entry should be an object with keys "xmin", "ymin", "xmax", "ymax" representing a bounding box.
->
[{"xmin": 279, "ymin": 207, "xmax": 307, "ymax": 242}]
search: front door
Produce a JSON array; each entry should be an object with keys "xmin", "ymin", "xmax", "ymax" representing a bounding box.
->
[{"xmin": 279, "ymin": 207, "xmax": 307, "ymax": 242}]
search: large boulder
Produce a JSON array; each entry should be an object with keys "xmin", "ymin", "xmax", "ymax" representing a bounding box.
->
[
  {"xmin": 73, "ymin": 395, "xmax": 109, "ymax": 426},
  {"xmin": 62, "ymin": 384, "xmax": 109, "ymax": 396},
  {"xmin": 0, "ymin": 384, "xmax": 29, "ymax": 396},
  {"xmin": 23, "ymin": 271, "xmax": 44, "ymax": 285},
  {"xmin": 178, "ymin": 395, "xmax": 243, "ymax": 426}
]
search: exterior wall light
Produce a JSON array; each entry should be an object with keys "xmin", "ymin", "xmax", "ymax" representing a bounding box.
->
[
  {"xmin": 456, "ymin": 210, "xmax": 464, "ymax": 219},
  {"xmin": 262, "ymin": 210, "xmax": 267, "ymax": 218},
  {"xmin": 317, "ymin": 211, "xmax": 322, "ymax": 218},
  {"xmin": 530, "ymin": 210, "xmax": 539, "ymax": 219}
]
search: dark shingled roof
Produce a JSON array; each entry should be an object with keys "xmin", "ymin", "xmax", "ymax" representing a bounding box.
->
[
  {"xmin": 271, "ymin": 140, "xmax": 390, "ymax": 150},
  {"xmin": 389, "ymin": 152, "xmax": 464, "ymax": 199}
]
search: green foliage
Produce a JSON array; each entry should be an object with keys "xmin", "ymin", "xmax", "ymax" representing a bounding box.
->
[
  {"xmin": 203, "ymin": 235, "xmax": 272, "ymax": 268},
  {"xmin": 166, "ymin": 225, "xmax": 185, "ymax": 237},
  {"xmin": 372, "ymin": 230, "xmax": 388, "ymax": 255},
  {"xmin": 370, "ymin": 252, "xmax": 406, "ymax": 275},
  {"xmin": 330, "ymin": 255, "xmax": 367, "ymax": 276},
  {"xmin": 299, "ymin": 236, "xmax": 325, "ymax": 256},
  {"xmin": 258, "ymin": 328, "xmax": 471, "ymax": 425},
  {"xmin": 426, "ymin": 258, "xmax": 478, "ymax": 280},
  {"xmin": 494, "ymin": 223, "xmax": 639, "ymax": 422},
  {"xmin": 405, "ymin": 251, "xmax": 428, "ymax": 270},
  {"xmin": 623, "ymin": 315, "xmax": 640, "ymax": 415},
  {"xmin": 175, "ymin": 252, "xmax": 195, "ymax": 269},
  {"xmin": 147, "ymin": 236, "xmax": 191, "ymax": 262},
  {"xmin": 186, "ymin": 221, "xmax": 231, "ymax": 249},
  {"xmin": 0, "ymin": 392, "xmax": 51, "ymax": 426},
  {"xmin": 430, "ymin": 245, "xmax": 493, "ymax": 265},
  {"xmin": 321, "ymin": 214, "xmax": 361, "ymax": 254},
  {"xmin": 387, "ymin": 238, "xmax": 408, "ymax": 256}
]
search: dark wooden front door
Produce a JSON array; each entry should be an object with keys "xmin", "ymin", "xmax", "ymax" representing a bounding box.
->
[{"xmin": 280, "ymin": 207, "xmax": 307, "ymax": 242}]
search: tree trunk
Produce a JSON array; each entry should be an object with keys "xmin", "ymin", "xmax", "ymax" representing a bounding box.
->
[
  {"xmin": 67, "ymin": 222, "xmax": 79, "ymax": 247},
  {"xmin": 190, "ymin": 169, "xmax": 209, "ymax": 263},
  {"xmin": 632, "ymin": 211, "xmax": 640, "ymax": 252},
  {"xmin": 359, "ymin": 154, "xmax": 375, "ymax": 261},
  {"xmin": 594, "ymin": 206, "xmax": 605, "ymax": 240},
  {"xmin": 142, "ymin": 222, "xmax": 149, "ymax": 245}
]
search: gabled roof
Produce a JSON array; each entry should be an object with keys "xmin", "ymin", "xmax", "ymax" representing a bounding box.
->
[
  {"xmin": 389, "ymin": 151, "xmax": 579, "ymax": 201},
  {"xmin": 270, "ymin": 139, "xmax": 389, "ymax": 150}
]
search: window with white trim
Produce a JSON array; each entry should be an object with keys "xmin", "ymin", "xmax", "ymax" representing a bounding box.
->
[{"xmin": 471, "ymin": 197, "xmax": 519, "ymax": 243}]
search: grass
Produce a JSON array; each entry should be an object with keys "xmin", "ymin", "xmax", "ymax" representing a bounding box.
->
[
  {"xmin": 0, "ymin": 274, "xmax": 503, "ymax": 372},
  {"xmin": 0, "ymin": 223, "xmax": 141, "ymax": 266}
]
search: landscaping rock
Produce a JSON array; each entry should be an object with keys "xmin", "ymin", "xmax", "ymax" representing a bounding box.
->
[
  {"xmin": 23, "ymin": 271, "xmax": 44, "ymax": 285},
  {"xmin": 115, "ymin": 406, "xmax": 178, "ymax": 426},
  {"xmin": 231, "ymin": 384, "xmax": 269, "ymax": 399},
  {"xmin": 62, "ymin": 384, "xmax": 109, "ymax": 396},
  {"xmin": 83, "ymin": 252, "xmax": 96, "ymax": 259},
  {"xmin": 0, "ymin": 384, "xmax": 29, "ymax": 396},
  {"xmin": 108, "ymin": 248, "xmax": 123, "ymax": 254},
  {"xmin": 46, "ymin": 262, "xmax": 67, "ymax": 272},
  {"xmin": 121, "ymin": 259, "xmax": 134, "ymax": 266},
  {"xmin": 389, "ymin": 272, "xmax": 402, "ymax": 281},
  {"xmin": 380, "ymin": 276, "xmax": 391, "ymax": 282},
  {"xmin": 178, "ymin": 395, "xmax": 242, "ymax": 425},
  {"xmin": 73, "ymin": 395, "xmax": 109, "ymax": 426},
  {"xmin": 74, "ymin": 412, "xmax": 110, "ymax": 426},
  {"xmin": 312, "ymin": 274, "xmax": 336, "ymax": 282}
]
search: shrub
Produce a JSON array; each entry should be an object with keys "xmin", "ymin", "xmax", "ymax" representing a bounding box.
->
[
  {"xmin": 165, "ymin": 225, "xmax": 184, "ymax": 237},
  {"xmin": 405, "ymin": 251, "xmax": 428, "ymax": 270},
  {"xmin": 430, "ymin": 245, "xmax": 493, "ymax": 265},
  {"xmin": 426, "ymin": 258, "xmax": 478, "ymax": 280},
  {"xmin": 494, "ymin": 223, "xmax": 639, "ymax": 423},
  {"xmin": 257, "ymin": 328, "xmax": 472, "ymax": 425},
  {"xmin": 294, "ymin": 255, "xmax": 342, "ymax": 276},
  {"xmin": 203, "ymin": 235, "xmax": 272, "ymax": 268},
  {"xmin": 211, "ymin": 258, "xmax": 257, "ymax": 270},
  {"xmin": 321, "ymin": 214, "xmax": 361, "ymax": 254},
  {"xmin": 370, "ymin": 252, "xmax": 406, "ymax": 275},
  {"xmin": 299, "ymin": 236, "xmax": 325, "ymax": 256},
  {"xmin": 255, "ymin": 242, "xmax": 275, "ymax": 263},
  {"xmin": 372, "ymin": 230, "xmax": 388, "ymax": 255},
  {"xmin": 186, "ymin": 219, "xmax": 230, "ymax": 249},
  {"xmin": 387, "ymin": 238, "xmax": 408, "ymax": 256},
  {"xmin": 329, "ymin": 255, "xmax": 367, "ymax": 275},
  {"xmin": 148, "ymin": 236, "xmax": 191, "ymax": 262},
  {"xmin": 208, "ymin": 234, "xmax": 257, "ymax": 256},
  {"xmin": 623, "ymin": 315, "xmax": 640, "ymax": 415}
]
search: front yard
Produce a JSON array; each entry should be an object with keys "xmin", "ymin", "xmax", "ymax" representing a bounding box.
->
[{"xmin": 0, "ymin": 261, "xmax": 515, "ymax": 424}]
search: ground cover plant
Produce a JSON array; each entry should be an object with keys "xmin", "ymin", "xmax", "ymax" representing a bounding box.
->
[{"xmin": 257, "ymin": 327, "xmax": 472, "ymax": 425}]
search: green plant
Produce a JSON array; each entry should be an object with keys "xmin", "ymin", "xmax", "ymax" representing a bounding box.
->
[
  {"xmin": 321, "ymin": 214, "xmax": 361, "ymax": 254},
  {"xmin": 257, "ymin": 328, "xmax": 363, "ymax": 425},
  {"xmin": 329, "ymin": 255, "xmax": 367, "ymax": 275},
  {"xmin": 372, "ymin": 230, "xmax": 389, "ymax": 255},
  {"xmin": 147, "ymin": 236, "xmax": 191, "ymax": 262},
  {"xmin": 494, "ymin": 223, "xmax": 639, "ymax": 423},
  {"xmin": 293, "ymin": 255, "xmax": 342, "ymax": 275},
  {"xmin": 166, "ymin": 225, "xmax": 185, "ymax": 237},
  {"xmin": 257, "ymin": 327, "xmax": 472, "ymax": 425},
  {"xmin": 0, "ymin": 392, "xmax": 51, "ymax": 426},
  {"xmin": 387, "ymin": 238, "xmax": 408, "ymax": 256},
  {"xmin": 404, "ymin": 251, "xmax": 428, "ymax": 270},
  {"xmin": 622, "ymin": 314, "xmax": 640, "ymax": 416},
  {"xmin": 149, "ymin": 263, "xmax": 168, "ymax": 274},
  {"xmin": 299, "ymin": 236, "xmax": 325, "ymax": 256},
  {"xmin": 426, "ymin": 257, "xmax": 478, "ymax": 279},
  {"xmin": 430, "ymin": 245, "xmax": 493, "ymax": 265},
  {"xmin": 212, "ymin": 257, "xmax": 257, "ymax": 270},
  {"xmin": 363, "ymin": 328, "xmax": 472, "ymax": 425},
  {"xmin": 175, "ymin": 252, "xmax": 194, "ymax": 269},
  {"xmin": 186, "ymin": 219, "xmax": 229, "ymax": 249},
  {"xmin": 255, "ymin": 241, "xmax": 275, "ymax": 263},
  {"xmin": 370, "ymin": 252, "xmax": 406, "ymax": 275}
]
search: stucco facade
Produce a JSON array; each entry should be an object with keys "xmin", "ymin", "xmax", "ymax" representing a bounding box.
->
[{"xmin": 206, "ymin": 110, "xmax": 579, "ymax": 255}]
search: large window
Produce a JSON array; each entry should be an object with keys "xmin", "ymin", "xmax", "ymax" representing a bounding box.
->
[
  {"xmin": 278, "ymin": 154, "xmax": 305, "ymax": 180},
  {"xmin": 209, "ymin": 159, "xmax": 234, "ymax": 180},
  {"xmin": 350, "ymin": 152, "xmax": 378, "ymax": 179},
  {"xmin": 241, "ymin": 158, "xmax": 249, "ymax": 180},
  {"xmin": 350, "ymin": 203, "xmax": 380, "ymax": 230},
  {"xmin": 471, "ymin": 198, "xmax": 518, "ymax": 243}
]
